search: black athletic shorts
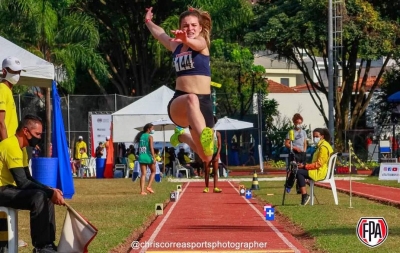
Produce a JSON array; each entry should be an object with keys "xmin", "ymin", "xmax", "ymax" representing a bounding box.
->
[{"xmin": 167, "ymin": 90, "xmax": 214, "ymax": 129}]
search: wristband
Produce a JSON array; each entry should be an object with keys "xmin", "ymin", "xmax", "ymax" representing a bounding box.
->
[{"xmin": 145, "ymin": 19, "xmax": 151, "ymax": 23}]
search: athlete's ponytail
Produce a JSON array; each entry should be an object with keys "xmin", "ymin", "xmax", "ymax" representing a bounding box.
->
[{"xmin": 134, "ymin": 123, "xmax": 153, "ymax": 143}]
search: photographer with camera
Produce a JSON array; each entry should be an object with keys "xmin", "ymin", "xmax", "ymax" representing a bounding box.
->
[{"xmin": 284, "ymin": 113, "xmax": 307, "ymax": 194}]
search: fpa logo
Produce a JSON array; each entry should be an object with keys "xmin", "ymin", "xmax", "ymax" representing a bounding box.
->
[{"xmin": 356, "ymin": 217, "xmax": 388, "ymax": 248}]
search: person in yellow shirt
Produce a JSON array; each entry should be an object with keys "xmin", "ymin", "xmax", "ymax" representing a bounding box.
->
[
  {"xmin": 0, "ymin": 57, "xmax": 21, "ymax": 140},
  {"xmin": 74, "ymin": 136, "xmax": 87, "ymax": 160},
  {"xmin": 154, "ymin": 148, "xmax": 162, "ymax": 162},
  {"xmin": 1, "ymin": 56, "xmax": 30, "ymax": 248},
  {"xmin": 0, "ymin": 115, "xmax": 65, "ymax": 253},
  {"xmin": 297, "ymin": 128, "xmax": 333, "ymax": 205},
  {"xmin": 127, "ymin": 148, "xmax": 137, "ymax": 171}
]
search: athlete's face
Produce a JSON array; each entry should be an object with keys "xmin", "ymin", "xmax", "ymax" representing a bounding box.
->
[{"xmin": 180, "ymin": 15, "xmax": 202, "ymax": 39}]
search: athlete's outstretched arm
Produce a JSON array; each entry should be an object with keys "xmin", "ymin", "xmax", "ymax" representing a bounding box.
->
[{"xmin": 145, "ymin": 7, "xmax": 176, "ymax": 51}]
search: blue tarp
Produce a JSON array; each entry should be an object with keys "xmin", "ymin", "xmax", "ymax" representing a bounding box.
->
[
  {"xmin": 51, "ymin": 81, "xmax": 75, "ymax": 199},
  {"xmin": 388, "ymin": 91, "xmax": 400, "ymax": 103}
]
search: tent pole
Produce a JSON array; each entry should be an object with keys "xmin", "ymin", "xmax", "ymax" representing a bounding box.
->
[
  {"xmin": 225, "ymin": 130, "xmax": 228, "ymax": 168},
  {"xmin": 67, "ymin": 94, "xmax": 71, "ymax": 147},
  {"xmin": 18, "ymin": 94, "xmax": 21, "ymax": 121},
  {"xmin": 163, "ymin": 125, "xmax": 166, "ymax": 175}
]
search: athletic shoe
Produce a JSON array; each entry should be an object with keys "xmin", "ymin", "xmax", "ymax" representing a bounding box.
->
[
  {"xmin": 200, "ymin": 127, "xmax": 214, "ymax": 156},
  {"xmin": 213, "ymin": 187, "xmax": 222, "ymax": 193},
  {"xmin": 203, "ymin": 187, "xmax": 209, "ymax": 193},
  {"xmin": 301, "ymin": 194, "xmax": 311, "ymax": 205},
  {"xmin": 170, "ymin": 127, "xmax": 185, "ymax": 147}
]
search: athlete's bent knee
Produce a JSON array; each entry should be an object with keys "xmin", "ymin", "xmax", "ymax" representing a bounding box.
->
[{"xmin": 186, "ymin": 94, "xmax": 199, "ymax": 108}]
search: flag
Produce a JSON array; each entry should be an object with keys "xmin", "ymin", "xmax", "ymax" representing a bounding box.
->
[
  {"xmin": 58, "ymin": 204, "xmax": 98, "ymax": 253},
  {"xmin": 104, "ymin": 123, "xmax": 114, "ymax": 178},
  {"xmin": 52, "ymin": 81, "xmax": 75, "ymax": 199}
]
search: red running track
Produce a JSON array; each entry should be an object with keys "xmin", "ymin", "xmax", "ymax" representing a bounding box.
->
[
  {"xmin": 317, "ymin": 180, "xmax": 400, "ymax": 206},
  {"xmin": 130, "ymin": 181, "xmax": 309, "ymax": 253}
]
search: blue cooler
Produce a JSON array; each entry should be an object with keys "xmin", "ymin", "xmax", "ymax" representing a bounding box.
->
[
  {"xmin": 31, "ymin": 158, "xmax": 59, "ymax": 188},
  {"xmin": 96, "ymin": 158, "xmax": 106, "ymax": 178}
]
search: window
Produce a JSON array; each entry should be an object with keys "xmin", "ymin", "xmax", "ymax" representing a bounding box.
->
[{"xmin": 280, "ymin": 78, "xmax": 289, "ymax": 86}]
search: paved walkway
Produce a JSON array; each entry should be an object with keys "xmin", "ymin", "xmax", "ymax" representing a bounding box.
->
[
  {"xmin": 316, "ymin": 180, "xmax": 400, "ymax": 206},
  {"xmin": 131, "ymin": 181, "xmax": 309, "ymax": 253}
]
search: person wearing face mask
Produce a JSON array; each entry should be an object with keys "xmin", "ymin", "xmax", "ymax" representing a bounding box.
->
[
  {"xmin": 134, "ymin": 123, "xmax": 156, "ymax": 195},
  {"xmin": 296, "ymin": 128, "xmax": 334, "ymax": 205},
  {"xmin": 0, "ymin": 114, "xmax": 65, "ymax": 253},
  {"xmin": 145, "ymin": 6, "xmax": 215, "ymax": 165},
  {"xmin": 284, "ymin": 113, "xmax": 307, "ymax": 193},
  {"xmin": 285, "ymin": 113, "xmax": 307, "ymax": 161},
  {"xmin": 0, "ymin": 56, "xmax": 24, "ymax": 142},
  {"xmin": 0, "ymin": 56, "xmax": 31, "ymax": 249}
]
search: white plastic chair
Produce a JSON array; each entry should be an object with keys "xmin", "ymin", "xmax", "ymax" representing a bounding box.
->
[
  {"xmin": 114, "ymin": 162, "xmax": 126, "ymax": 178},
  {"xmin": 0, "ymin": 207, "xmax": 18, "ymax": 253},
  {"xmin": 309, "ymin": 152, "xmax": 339, "ymax": 206},
  {"xmin": 174, "ymin": 159, "xmax": 189, "ymax": 178}
]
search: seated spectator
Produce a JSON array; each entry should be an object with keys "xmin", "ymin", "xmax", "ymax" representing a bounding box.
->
[
  {"xmin": 167, "ymin": 147, "xmax": 176, "ymax": 169},
  {"xmin": 127, "ymin": 148, "xmax": 137, "ymax": 171},
  {"xmin": 154, "ymin": 148, "xmax": 162, "ymax": 162},
  {"xmin": 177, "ymin": 147, "xmax": 195, "ymax": 177},
  {"xmin": 73, "ymin": 148, "xmax": 89, "ymax": 176},
  {"xmin": 0, "ymin": 114, "xmax": 65, "ymax": 253},
  {"xmin": 296, "ymin": 128, "xmax": 333, "ymax": 205}
]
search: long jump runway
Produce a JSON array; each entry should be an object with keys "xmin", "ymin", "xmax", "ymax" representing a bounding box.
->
[{"xmin": 129, "ymin": 181, "xmax": 309, "ymax": 253}]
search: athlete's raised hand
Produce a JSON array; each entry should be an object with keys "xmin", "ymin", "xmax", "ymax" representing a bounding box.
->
[
  {"xmin": 170, "ymin": 30, "xmax": 187, "ymax": 43},
  {"xmin": 145, "ymin": 7, "xmax": 153, "ymax": 22}
]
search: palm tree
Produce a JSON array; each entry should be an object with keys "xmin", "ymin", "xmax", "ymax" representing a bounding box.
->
[{"xmin": 0, "ymin": 0, "xmax": 109, "ymax": 156}]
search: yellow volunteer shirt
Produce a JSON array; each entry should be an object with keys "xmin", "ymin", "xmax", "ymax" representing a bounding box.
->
[
  {"xmin": 0, "ymin": 82, "xmax": 18, "ymax": 138},
  {"xmin": 75, "ymin": 141, "xmax": 87, "ymax": 159},
  {"xmin": 128, "ymin": 153, "xmax": 136, "ymax": 169},
  {"xmin": 79, "ymin": 152, "xmax": 89, "ymax": 166},
  {"xmin": 0, "ymin": 135, "xmax": 23, "ymax": 186},
  {"xmin": 0, "ymin": 82, "xmax": 27, "ymax": 166}
]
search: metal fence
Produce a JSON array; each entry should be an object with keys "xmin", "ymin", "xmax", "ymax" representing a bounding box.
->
[{"xmin": 13, "ymin": 93, "xmax": 141, "ymax": 154}]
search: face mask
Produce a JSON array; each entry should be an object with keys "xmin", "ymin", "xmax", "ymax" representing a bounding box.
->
[
  {"xmin": 28, "ymin": 135, "xmax": 41, "ymax": 147},
  {"xmin": 295, "ymin": 124, "xmax": 301, "ymax": 129},
  {"xmin": 313, "ymin": 137, "xmax": 320, "ymax": 144},
  {"xmin": 5, "ymin": 70, "xmax": 20, "ymax": 85},
  {"xmin": 150, "ymin": 130, "xmax": 155, "ymax": 134}
]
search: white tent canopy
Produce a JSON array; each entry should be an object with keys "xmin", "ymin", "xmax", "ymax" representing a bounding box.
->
[
  {"xmin": 0, "ymin": 36, "xmax": 54, "ymax": 88},
  {"xmin": 112, "ymin": 85, "xmax": 176, "ymax": 142}
]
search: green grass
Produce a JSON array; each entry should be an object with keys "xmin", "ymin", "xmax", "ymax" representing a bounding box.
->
[
  {"xmin": 243, "ymin": 181, "xmax": 400, "ymax": 253},
  {"xmin": 16, "ymin": 178, "xmax": 179, "ymax": 253},
  {"xmin": 13, "ymin": 177, "xmax": 400, "ymax": 253}
]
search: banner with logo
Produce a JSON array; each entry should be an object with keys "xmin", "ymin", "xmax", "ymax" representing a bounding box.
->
[
  {"xmin": 90, "ymin": 114, "xmax": 112, "ymax": 158},
  {"xmin": 378, "ymin": 163, "xmax": 399, "ymax": 180}
]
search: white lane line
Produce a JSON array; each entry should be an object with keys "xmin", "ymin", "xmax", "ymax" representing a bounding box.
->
[
  {"xmin": 227, "ymin": 181, "xmax": 301, "ymax": 253},
  {"xmin": 139, "ymin": 182, "xmax": 190, "ymax": 253}
]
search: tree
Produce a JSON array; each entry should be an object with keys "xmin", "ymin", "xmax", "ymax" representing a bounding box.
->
[
  {"xmin": 211, "ymin": 39, "xmax": 269, "ymax": 119},
  {"xmin": 244, "ymin": 0, "xmax": 400, "ymax": 147},
  {"xmin": 0, "ymin": 0, "xmax": 109, "ymax": 156},
  {"xmin": 76, "ymin": 0, "xmax": 255, "ymax": 96},
  {"xmin": 375, "ymin": 62, "xmax": 400, "ymax": 128}
]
